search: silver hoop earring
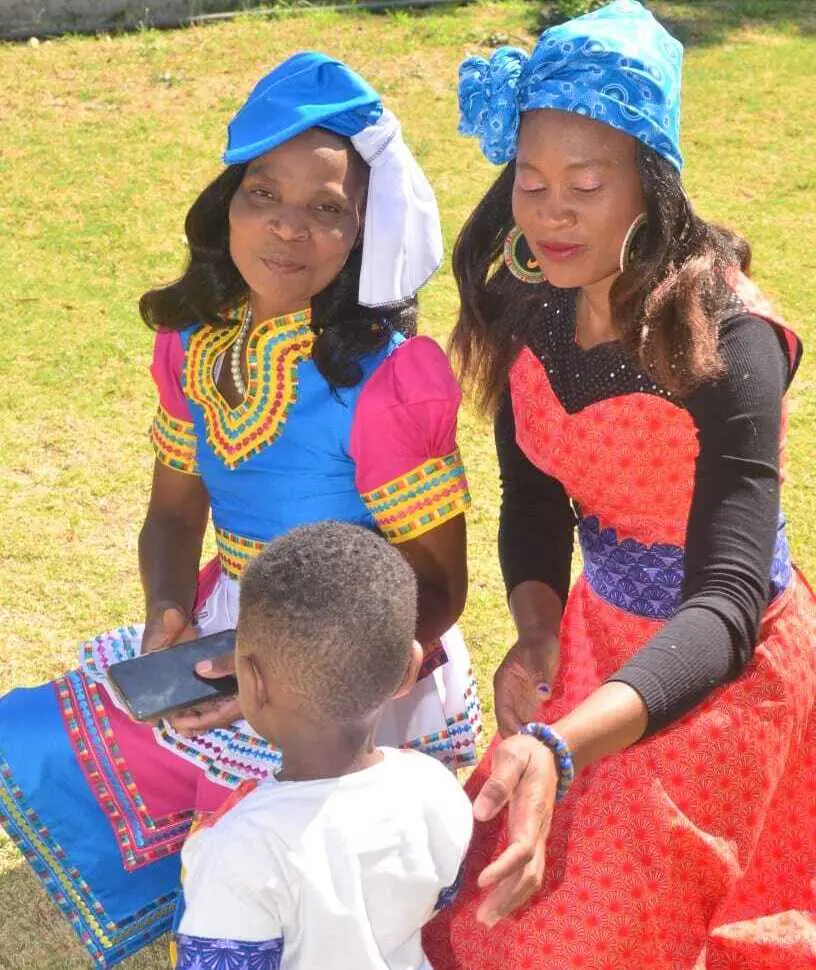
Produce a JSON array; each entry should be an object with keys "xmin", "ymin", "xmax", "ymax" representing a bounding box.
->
[{"xmin": 619, "ymin": 213, "xmax": 647, "ymax": 272}]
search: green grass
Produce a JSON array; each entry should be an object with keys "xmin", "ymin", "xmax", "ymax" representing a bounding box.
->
[{"xmin": 0, "ymin": 2, "xmax": 814, "ymax": 966}]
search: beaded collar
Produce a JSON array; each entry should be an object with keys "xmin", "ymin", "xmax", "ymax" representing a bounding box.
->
[
  {"xmin": 526, "ymin": 287, "xmax": 751, "ymax": 414},
  {"xmin": 525, "ymin": 287, "xmax": 672, "ymax": 414},
  {"xmin": 184, "ymin": 308, "xmax": 315, "ymax": 469}
]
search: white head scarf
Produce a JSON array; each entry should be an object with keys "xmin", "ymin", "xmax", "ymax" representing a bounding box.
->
[{"xmin": 351, "ymin": 109, "xmax": 444, "ymax": 307}]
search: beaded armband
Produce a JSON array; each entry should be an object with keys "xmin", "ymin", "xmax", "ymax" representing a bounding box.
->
[
  {"xmin": 150, "ymin": 404, "xmax": 198, "ymax": 475},
  {"xmin": 360, "ymin": 449, "xmax": 471, "ymax": 544},
  {"xmin": 519, "ymin": 722, "xmax": 575, "ymax": 801}
]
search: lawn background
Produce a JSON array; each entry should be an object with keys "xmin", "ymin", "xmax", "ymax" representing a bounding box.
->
[{"xmin": 0, "ymin": 1, "xmax": 814, "ymax": 966}]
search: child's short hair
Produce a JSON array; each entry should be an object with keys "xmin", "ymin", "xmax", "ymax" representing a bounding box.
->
[{"xmin": 238, "ymin": 521, "xmax": 418, "ymax": 722}]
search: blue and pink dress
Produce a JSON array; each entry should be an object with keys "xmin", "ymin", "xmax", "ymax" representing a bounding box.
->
[{"xmin": 0, "ymin": 309, "xmax": 481, "ymax": 967}]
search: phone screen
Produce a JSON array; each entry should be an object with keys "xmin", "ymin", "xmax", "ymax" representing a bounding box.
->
[{"xmin": 108, "ymin": 629, "xmax": 238, "ymax": 722}]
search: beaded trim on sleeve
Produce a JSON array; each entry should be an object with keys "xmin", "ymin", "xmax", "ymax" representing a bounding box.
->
[
  {"xmin": 150, "ymin": 404, "xmax": 199, "ymax": 475},
  {"xmin": 361, "ymin": 449, "xmax": 471, "ymax": 544}
]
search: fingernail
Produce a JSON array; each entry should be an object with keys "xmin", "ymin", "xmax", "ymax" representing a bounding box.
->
[
  {"xmin": 536, "ymin": 682, "xmax": 551, "ymax": 696},
  {"xmin": 198, "ymin": 660, "xmax": 212, "ymax": 673}
]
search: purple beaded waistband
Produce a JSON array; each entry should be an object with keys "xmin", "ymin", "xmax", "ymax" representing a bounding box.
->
[{"xmin": 578, "ymin": 514, "xmax": 791, "ymax": 620}]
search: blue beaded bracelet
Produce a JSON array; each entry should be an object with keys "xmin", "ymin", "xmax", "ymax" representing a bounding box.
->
[{"xmin": 519, "ymin": 722, "xmax": 575, "ymax": 801}]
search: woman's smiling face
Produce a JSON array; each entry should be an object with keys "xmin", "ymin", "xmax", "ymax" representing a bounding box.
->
[{"xmin": 228, "ymin": 127, "xmax": 368, "ymax": 319}]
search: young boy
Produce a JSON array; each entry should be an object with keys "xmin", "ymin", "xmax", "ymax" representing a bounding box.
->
[{"xmin": 173, "ymin": 521, "xmax": 473, "ymax": 970}]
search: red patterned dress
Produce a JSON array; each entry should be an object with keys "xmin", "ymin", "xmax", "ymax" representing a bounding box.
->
[{"xmin": 425, "ymin": 282, "xmax": 816, "ymax": 970}]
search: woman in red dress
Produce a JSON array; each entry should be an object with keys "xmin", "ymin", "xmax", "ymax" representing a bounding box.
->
[{"xmin": 424, "ymin": 2, "xmax": 816, "ymax": 967}]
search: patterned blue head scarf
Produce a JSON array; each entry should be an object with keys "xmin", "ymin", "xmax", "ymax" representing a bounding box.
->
[{"xmin": 458, "ymin": 0, "xmax": 684, "ymax": 171}]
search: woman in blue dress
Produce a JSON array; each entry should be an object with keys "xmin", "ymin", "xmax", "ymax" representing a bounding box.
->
[{"xmin": 0, "ymin": 52, "xmax": 479, "ymax": 967}]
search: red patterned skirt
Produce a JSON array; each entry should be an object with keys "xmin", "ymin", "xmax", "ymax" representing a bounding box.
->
[{"xmin": 424, "ymin": 570, "xmax": 816, "ymax": 969}]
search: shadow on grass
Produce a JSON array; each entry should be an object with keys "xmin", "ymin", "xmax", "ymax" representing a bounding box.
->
[{"xmin": 519, "ymin": 0, "xmax": 815, "ymax": 46}]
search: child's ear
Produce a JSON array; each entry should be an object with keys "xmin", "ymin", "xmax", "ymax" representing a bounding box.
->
[
  {"xmin": 392, "ymin": 641, "xmax": 423, "ymax": 700},
  {"xmin": 246, "ymin": 653, "xmax": 270, "ymax": 710}
]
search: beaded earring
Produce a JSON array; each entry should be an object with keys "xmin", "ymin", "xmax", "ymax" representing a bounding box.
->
[
  {"xmin": 619, "ymin": 212, "xmax": 647, "ymax": 272},
  {"xmin": 503, "ymin": 225, "xmax": 545, "ymax": 284}
]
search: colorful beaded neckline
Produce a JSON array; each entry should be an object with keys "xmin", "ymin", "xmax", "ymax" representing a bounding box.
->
[{"xmin": 184, "ymin": 308, "xmax": 314, "ymax": 469}]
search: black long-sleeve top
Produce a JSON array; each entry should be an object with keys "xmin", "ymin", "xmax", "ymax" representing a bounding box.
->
[{"xmin": 497, "ymin": 305, "xmax": 797, "ymax": 735}]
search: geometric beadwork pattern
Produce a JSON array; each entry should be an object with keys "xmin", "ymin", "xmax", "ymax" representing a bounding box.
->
[
  {"xmin": 0, "ymin": 756, "xmax": 177, "ymax": 967},
  {"xmin": 361, "ymin": 449, "xmax": 471, "ymax": 544},
  {"xmin": 402, "ymin": 666, "xmax": 481, "ymax": 771},
  {"xmin": 214, "ymin": 526, "xmax": 267, "ymax": 580},
  {"xmin": 150, "ymin": 404, "xmax": 199, "ymax": 475},
  {"xmin": 78, "ymin": 626, "xmax": 283, "ymax": 792},
  {"xmin": 401, "ymin": 710, "xmax": 478, "ymax": 769},
  {"xmin": 80, "ymin": 624, "xmax": 146, "ymax": 686},
  {"xmin": 152, "ymin": 720, "xmax": 282, "ymax": 791},
  {"xmin": 58, "ymin": 671, "xmax": 194, "ymax": 870},
  {"xmin": 184, "ymin": 309, "xmax": 314, "ymax": 470}
]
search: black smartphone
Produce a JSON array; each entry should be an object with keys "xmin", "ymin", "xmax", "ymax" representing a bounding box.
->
[{"xmin": 107, "ymin": 629, "xmax": 238, "ymax": 722}]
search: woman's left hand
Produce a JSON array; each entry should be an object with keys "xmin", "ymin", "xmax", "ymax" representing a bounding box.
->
[
  {"xmin": 472, "ymin": 732, "xmax": 558, "ymax": 926},
  {"xmin": 493, "ymin": 631, "xmax": 560, "ymax": 737},
  {"xmin": 168, "ymin": 653, "xmax": 243, "ymax": 736}
]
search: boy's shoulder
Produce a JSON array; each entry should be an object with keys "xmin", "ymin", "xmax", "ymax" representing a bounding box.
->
[
  {"xmin": 381, "ymin": 747, "xmax": 463, "ymax": 788},
  {"xmin": 183, "ymin": 750, "xmax": 472, "ymax": 914},
  {"xmin": 189, "ymin": 750, "xmax": 470, "ymax": 853},
  {"xmin": 180, "ymin": 784, "xmax": 292, "ymax": 908},
  {"xmin": 379, "ymin": 748, "xmax": 472, "ymax": 820},
  {"xmin": 379, "ymin": 749, "xmax": 473, "ymax": 882}
]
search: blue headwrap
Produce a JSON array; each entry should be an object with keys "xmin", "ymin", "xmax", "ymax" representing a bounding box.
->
[
  {"xmin": 224, "ymin": 51, "xmax": 383, "ymax": 164},
  {"xmin": 458, "ymin": 0, "xmax": 683, "ymax": 171},
  {"xmin": 222, "ymin": 51, "xmax": 443, "ymax": 307}
]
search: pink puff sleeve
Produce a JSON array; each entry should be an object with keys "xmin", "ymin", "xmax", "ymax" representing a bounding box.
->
[
  {"xmin": 148, "ymin": 330, "xmax": 199, "ymax": 475},
  {"xmin": 350, "ymin": 336, "xmax": 471, "ymax": 544}
]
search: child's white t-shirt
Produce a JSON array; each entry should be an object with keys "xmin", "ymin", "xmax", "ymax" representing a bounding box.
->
[{"xmin": 175, "ymin": 747, "xmax": 473, "ymax": 970}]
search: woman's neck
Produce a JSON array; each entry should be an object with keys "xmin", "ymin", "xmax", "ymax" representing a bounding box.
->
[
  {"xmin": 575, "ymin": 273, "xmax": 617, "ymax": 350},
  {"xmin": 249, "ymin": 294, "xmax": 310, "ymax": 328}
]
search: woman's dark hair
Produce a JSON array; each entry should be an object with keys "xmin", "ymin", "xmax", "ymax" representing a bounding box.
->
[
  {"xmin": 139, "ymin": 162, "xmax": 417, "ymax": 388},
  {"xmin": 451, "ymin": 143, "xmax": 751, "ymax": 412}
]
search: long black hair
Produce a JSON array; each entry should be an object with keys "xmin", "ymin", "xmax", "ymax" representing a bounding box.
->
[
  {"xmin": 139, "ymin": 163, "xmax": 417, "ymax": 388},
  {"xmin": 451, "ymin": 143, "xmax": 751, "ymax": 412}
]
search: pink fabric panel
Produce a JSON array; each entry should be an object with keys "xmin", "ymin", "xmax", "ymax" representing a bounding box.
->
[
  {"xmin": 150, "ymin": 329, "xmax": 194, "ymax": 422},
  {"xmin": 99, "ymin": 687, "xmax": 201, "ymax": 819},
  {"xmin": 195, "ymin": 773, "xmax": 242, "ymax": 815},
  {"xmin": 350, "ymin": 336, "xmax": 462, "ymax": 494},
  {"xmin": 193, "ymin": 556, "xmax": 223, "ymax": 614}
]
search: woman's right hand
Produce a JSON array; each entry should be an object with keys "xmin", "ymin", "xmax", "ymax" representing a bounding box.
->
[
  {"xmin": 472, "ymin": 732, "xmax": 558, "ymax": 925},
  {"xmin": 142, "ymin": 602, "xmax": 198, "ymax": 655},
  {"xmin": 169, "ymin": 653, "xmax": 242, "ymax": 737},
  {"xmin": 141, "ymin": 606, "xmax": 242, "ymax": 735},
  {"xmin": 493, "ymin": 630, "xmax": 560, "ymax": 738}
]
